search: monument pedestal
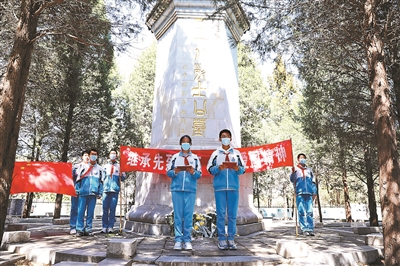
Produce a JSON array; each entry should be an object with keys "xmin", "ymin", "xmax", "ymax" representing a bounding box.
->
[{"xmin": 125, "ymin": 1, "xmax": 263, "ymax": 236}]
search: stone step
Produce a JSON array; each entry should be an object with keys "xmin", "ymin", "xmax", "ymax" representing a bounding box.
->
[
  {"xmin": 154, "ymin": 255, "xmax": 284, "ymax": 266},
  {"xmin": 53, "ymin": 262, "xmax": 97, "ymax": 265},
  {"xmin": 6, "ymin": 242, "xmax": 68, "ymax": 264},
  {"xmin": 54, "ymin": 246, "xmax": 106, "ymax": 264},
  {"xmin": 107, "ymin": 238, "xmax": 141, "ymax": 260},
  {"xmin": 365, "ymin": 233, "xmax": 383, "ymax": 247},
  {"xmin": 98, "ymin": 258, "xmax": 133, "ymax": 265},
  {"xmin": 0, "ymin": 251, "xmax": 25, "ymax": 266},
  {"xmin": 277, "ymin": 239, "xmax": 383, "ymax": 266},
  {"xmin": 1, "ymin": 231, "xmax": 30, "ymax": 249}
]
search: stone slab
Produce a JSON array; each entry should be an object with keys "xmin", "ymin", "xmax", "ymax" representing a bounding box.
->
[
  {"xmin": 54, "ymin": 248, "xmax": 106, "ymax": 264},
  {"xmin": 314, "ymin": 222, "xmax": 324, "ymax": 228},
  {"xmin": 53, "ymin": 262, "xmax": 96, "ymax": 266},
  {"xmin": 352, "ymin": 227, "xmax": 371, "ymax": 235},
  {"xmin": 97, "ymin": 258, "xmax": 133, "ymax": 266},
  {"xmin": 236, "ymin": 222, "xmax": 264, "ymax": 236},
  {"xmin": 53, "ymin": 218, "xmax": 70, "ymax": 225},
  {"xmin": 316, "ymin": 245, "xmax": 382, "ymax": 266},
  {"xmin": 5, "ymin": 224, "xmax": 28, "ymax": 231},
  {"xmin": 276, "ymin": 240, "xmax": 310, "ymax": 258},
  {"xmin": 107, "ymin": 238, "xmax": 140, "ymax": 259},
  {"xmin": 5, "ymin": 217, "xmax": 21, "ymax": 224},
  {"xmin": 124, "ymin": 220, "xmax": 170, "ymax": 236},
  {"xmin": 1, "ymin": 231, "xmax": 30, "ymax": 249},
  {"xmin": 365, "ymin": 233, "xmax": 383, "ymax": 247},
  {"xmin": 155, "ymin": 255, "xmax": 283, "ymax": 266}
]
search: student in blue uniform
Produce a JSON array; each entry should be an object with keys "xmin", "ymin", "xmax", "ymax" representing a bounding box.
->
[
  {"xmin": 290, "ymin": 153, "xmax": 317, "ymax": 236},
  {"xmin": 207, "ymin": 129, "xmax": 245, "ymax": 250},
  {"xmin": 166, "ymin": 135, "xmax": 202, "ymax": 250},
  {"xmin": 75, "ymin": 148, "xmax": 103, "ymax": 236},
  {"xmin": 70, "ymin": 150, "xmax": 89, "ymax": 235},
  {"xmin": 101, "ymin": 149, "xmax": 126, "ymax": 234}
]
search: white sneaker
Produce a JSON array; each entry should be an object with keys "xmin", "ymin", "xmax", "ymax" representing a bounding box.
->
[
  {"xmin": 174, "ymin": 242, "xmax": 182, "ymax": 250},
  {"xmin": 100, "ymin": 228, "xmax": 107, "ymax": 234},
  {"xmin": 107, "ymin": 228, "xmax": 114, "ymax": 233},
  {"xmin": 70, "ymin": 229, "xmax": 76, "ymax": 235},
  {"xmin": 183, "ymin": 242, "xmax": 192, "ymax": 250},
  {"xmin": 227, "ymin": 240, "xmax": 237, "ymax": 250}
]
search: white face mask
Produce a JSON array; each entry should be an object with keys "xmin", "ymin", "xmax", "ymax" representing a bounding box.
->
[
  {"xmin": 221, "ymin": 138, "xmax": 231, "ymax": 146},
  {"xmin": 110, "ymin": 154, "xmax": 117, "ymax": 160},
  {"xmin": 300, "ymin": 158, "xmax": 306, "ymax": 165},
  {"xmin": 90, "ymin": 155, "xmax": 97, "ymax": 161}
]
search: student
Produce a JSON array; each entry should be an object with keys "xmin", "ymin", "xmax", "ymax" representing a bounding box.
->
[
  {"xmin": 207, "ymin": 129, "xmax": 245, "ymax": 250},
  {"xmin": 101, "ymin": 149, "xmax": 126, "ymax": 234},
  {"xmin": 290, "ymin": 153, "xmax": 317, "ymax": 236},
  {"xmin": 70, "ymin": 150, "xmax": 90, "ymax": 235},
  {"xmin": 75, "ymin": 148, "xmax": 103, "ymax": 236},
  {"xmin": 166, "ymin": 135, "xmax": 202, "ymax": 250}
]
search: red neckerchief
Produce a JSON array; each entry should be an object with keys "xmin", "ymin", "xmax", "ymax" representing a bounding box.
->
[
  {"xmin": 79, "ymin": 165, "xmax": 94, "ymax": 180},
  {"xmin": 297, "ymin": 164, "xmax": 307, "ymax": 179}
]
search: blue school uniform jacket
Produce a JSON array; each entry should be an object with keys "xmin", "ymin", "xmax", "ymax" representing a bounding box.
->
[
  {"xmin": 207, "ymin": 146, "xmax": 245, "ymax": 191},
  {"xmin": 75, "ymin": 163, "xmax": 103, "ymax": 197},
  {"xmin": 290, "ymin": 164, "xmax": 317, "ymax": 195},
  {"xmin": 166, "ymin": 151, "xmax": 202, "ymax": 193},
  {"xmin": 102, "ymin": 160, "xmax": 126, "ymax": 193}
]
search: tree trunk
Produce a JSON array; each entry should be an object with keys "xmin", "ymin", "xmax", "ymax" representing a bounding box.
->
[
  {"xmin": 0, "ymin": 0, "xmax": 39, "ymax": 245},
  {"xmin": 391, "ymin": 47, "xmax": 400, "ymax": 127},
  {"xmin": 315, "ymin": 176, "xmax": 322, "ymax": 223},
  {"xmin": 364, "ymin": 146, "xmax": 378, "ymax": 226},
  {"xmin": 342, "ymin": 169, "xmax": 352, "ymax": 222},
  {"xmin": 23, "ymin": 193, "xmax": 34, "ymax": 218},
  {"xmin": 53, "ymin": 93, "xmax": 77, "ymax": 219},
  {"xmin": 364, "ymin": 1, "xmax": 400, "ymax": 264},
  {"xmin": 53, "ymin": 48, "xmax": 80, "ymax": 219},
  {"xmin": 339, "ymin": 141, "xmax": 352, "ymax": 222},
  {"xmin": 23, "ymin": 135, "xmax": 42, "ymax": 218}
]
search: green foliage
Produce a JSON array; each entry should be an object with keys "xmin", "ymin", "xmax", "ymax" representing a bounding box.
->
[
  {"xmin": 111, "ymin": 42, "xmax": 157, "ymax": 148},
  {"xmin": 238, "ymin": 43, "xmax": 270, "ymax": 147}
]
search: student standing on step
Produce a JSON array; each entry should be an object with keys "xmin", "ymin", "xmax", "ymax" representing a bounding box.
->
[
  {"xmin": 75, "ymin": 148, "xmax": 104, "ymax": 236},
  {"xmin": 290, "ymin": 153, "xmax": 317, "ymax": 236},
  {"xmin": 207, "ymin": 129, "xmax": 245, "ymax": 250},
  {"xmin": 100, "ymin": 149, "xmax": 126, "ymax": 234},
  {"xmin": 70, "ymin": 150, "xmax": 90, "ymax": 235},
  {"xmin": 166, "ymin": 135, "xmax": 202, "ymax": 251}
]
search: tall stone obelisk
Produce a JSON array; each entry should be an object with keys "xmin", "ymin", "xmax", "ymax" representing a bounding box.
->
[{"xmin": 125, "ymin": 0, "xmax": 263, "ymax": 235}]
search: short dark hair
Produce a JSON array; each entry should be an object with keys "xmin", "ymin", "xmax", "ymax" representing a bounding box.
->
[
  {"xmin": 297, "ymin": 153, "xmax": 307, "ymax": 159},
  {"xmin": 219, "ymin": 129, "xmax": 232, "ymax": 138},
  {"xmin": 89, "ymin": 148, "xmax": 98, "ymax": 155},
  {"xmin": 179, "ymin": 135, "xmax": 192, "ymax": 145},
  {"xmin": 81, "ymin": 150, "xmax": 89, "ymax": 156},
  {"xmin": 109, "ymin": 149, "xmax": 118, "ymax": 155}
]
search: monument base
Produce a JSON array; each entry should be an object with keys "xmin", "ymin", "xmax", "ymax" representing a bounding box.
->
[{"xmin": 125, "ymin": 204, "xmax": 264, "ymax": 236}]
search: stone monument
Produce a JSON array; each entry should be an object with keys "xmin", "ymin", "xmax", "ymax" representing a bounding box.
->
[{"xmin": 125, "ymin": 0, "xmax": 263, "ymax": 235}]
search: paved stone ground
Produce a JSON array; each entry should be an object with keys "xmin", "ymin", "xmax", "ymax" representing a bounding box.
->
[{"xmin": 1, "ymin": 218, "xmax": 384, "ymax": 266}]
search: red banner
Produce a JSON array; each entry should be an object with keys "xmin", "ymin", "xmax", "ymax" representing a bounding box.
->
[
  {"xmin": 11, "ymin": 162, "xmax": 76, "ymax": 196},
  {"xmin": 120, "ymin": 139, "xmax": 293, "ymax": 176}
]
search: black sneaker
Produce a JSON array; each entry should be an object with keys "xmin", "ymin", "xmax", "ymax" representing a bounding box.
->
[
  {"xmin": 309, "ymin": 232, "xmax": 315, "ymax": 236},
  {"xmin": 76, "ymin": 231, "xmax": 84, "ymax": 237},
  {"xmin": 84, "ymin": 231, "xmax": 94, "ymax": 236},
  {"xmin": 304, "ymin": 231, "xmax": 310, "ymax": 236}
]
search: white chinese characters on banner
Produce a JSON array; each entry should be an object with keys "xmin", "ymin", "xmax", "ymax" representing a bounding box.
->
[{"xmin": 120, "ymin": 139, "xmax": 293, "ymax": 176}]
